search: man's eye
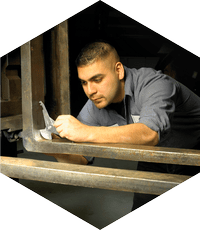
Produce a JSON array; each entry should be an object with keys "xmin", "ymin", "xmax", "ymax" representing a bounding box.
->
[
  {"xmin": 94, "ymin": 78, "xmax": 102, "ymax": 83},
  {"xmin": 81, "ymin": 81, "xmax": 87, "ymax": 85}
]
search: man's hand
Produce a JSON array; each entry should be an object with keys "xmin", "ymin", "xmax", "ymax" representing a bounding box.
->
[{"xmin": 54, "ymin": 115, "xmax": 89, "ymax": 142}]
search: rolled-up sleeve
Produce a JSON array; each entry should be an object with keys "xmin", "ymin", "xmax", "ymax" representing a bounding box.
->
[{"xmin": 137, "ymin": 69, "xmax": 178, "ymax": 143}]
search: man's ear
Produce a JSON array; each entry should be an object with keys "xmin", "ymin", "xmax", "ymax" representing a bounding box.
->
[{"xmin": 115, "ymin": 62, "xmax": 124, "ymax": 80}]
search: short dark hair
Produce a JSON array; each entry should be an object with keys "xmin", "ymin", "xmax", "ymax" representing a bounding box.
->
[{"xmin": 75, "ymin": 41, "xmax": 120, "ymax": 67}]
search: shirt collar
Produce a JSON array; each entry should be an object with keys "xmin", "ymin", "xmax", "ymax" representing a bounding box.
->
[{"xmin": 124, "ymin": 66, "xmax": 134, "ymax": 98}]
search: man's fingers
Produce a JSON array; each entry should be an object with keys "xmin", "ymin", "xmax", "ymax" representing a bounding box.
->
[
  {"xmin": 54, "ymin": 119, "xmax": 65, "ymax": 128},
  {"xmin": 55, "ymin": 125, "xmax": 63, "ymax": 133},
  {"xmin": 54, "ymin": 115, "xmax": 70, "ymax": 127},
  {"xmin": 56, "ymin": 115, "xmax": 70, "ymax": 121}
]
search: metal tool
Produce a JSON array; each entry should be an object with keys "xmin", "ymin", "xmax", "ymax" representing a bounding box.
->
[{"xmin": 39, "ymin": 101, "xmax": 60, "ymax": 140}]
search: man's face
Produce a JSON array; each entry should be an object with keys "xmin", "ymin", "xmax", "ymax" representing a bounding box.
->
[{"xmin": 77, "ymin": 57, "xmax": 124, "ymax": 109}]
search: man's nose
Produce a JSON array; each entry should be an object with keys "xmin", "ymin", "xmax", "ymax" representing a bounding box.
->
[{"xmin": 87, "ymin": 82, "xmax": 97, "ymax": 96}]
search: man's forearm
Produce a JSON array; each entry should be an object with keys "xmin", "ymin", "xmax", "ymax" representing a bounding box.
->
[
  {"xmin": 54, "ymin": 115, "xmax": 158, "ymax": 146},
  {"xmin": 85, "ymin": 123, "xmax": 159, "ymax": 146}
]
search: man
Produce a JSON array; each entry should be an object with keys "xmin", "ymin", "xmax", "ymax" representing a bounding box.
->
[{"xmin": 54, "ymin": 41, "xmax": 200, "ymax": 209}]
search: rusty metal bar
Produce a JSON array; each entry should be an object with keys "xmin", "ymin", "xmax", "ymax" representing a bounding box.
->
[
  {"xmin": 27, "ymin": 140, "xmax": 200, "ymax": 166},
  {"xmin": 21, "ymin": 36, "xmax": 45, "ymax": 133},
  {"xmin": 1, "ymin": 115, "xmax": 22, "ymax": 131},
  {"xmin": 0, "ymin": 156, "xmax": 191, "ymax": 195},
  {"xmin": 21, "ymin": 40, "xmax": 34, "ymax": 132},
  {"xmin": 30, "ymin": 35, "xmax": 45, "ymax": 130}
]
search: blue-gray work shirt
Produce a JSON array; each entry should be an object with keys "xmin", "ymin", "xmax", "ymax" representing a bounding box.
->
[{"xmin": 77, "ymin": 66, "xmax": 200, "ymax": 149}]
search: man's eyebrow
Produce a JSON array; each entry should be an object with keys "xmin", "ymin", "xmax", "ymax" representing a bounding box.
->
[{"xmin": 79, "ymin": 74, "xmax": 105, "ymax": 82}]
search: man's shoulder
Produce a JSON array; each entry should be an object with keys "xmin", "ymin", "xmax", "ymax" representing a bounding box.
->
[
  {"xmin": 124, "ymin": 66, "xmax": 169, "ymax": 90},
  {"xmin": 125, "ymin": 66, "xmax": 159, "ymax": 75},
  {"xmin": 124, "ymin": 66, "xmax": 163, "ymax": 82}
]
